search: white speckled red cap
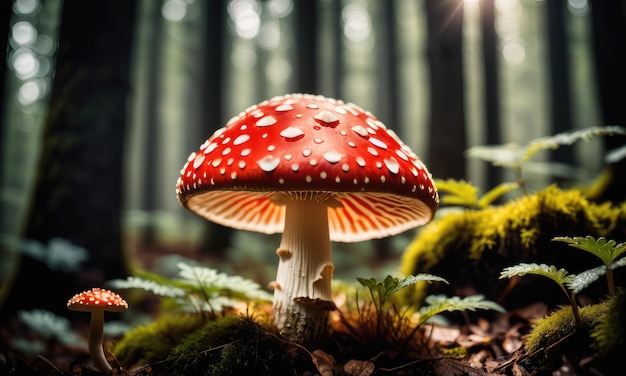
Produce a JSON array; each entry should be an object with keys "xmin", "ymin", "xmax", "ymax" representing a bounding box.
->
[
  {"xmin": 176, "ymin": 94, "xmax": 439, "ymax": 242},
  {"xmin": 67, "ymin": 288, "xmax": 128, "ymax": 312}
]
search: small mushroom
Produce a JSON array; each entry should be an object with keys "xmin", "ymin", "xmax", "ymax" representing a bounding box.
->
[
  {"xmin": 67, "ymin": 288, "xmax": 128, "ymax": 374},
  {"xmin": 176, "ymin": 93, "xmax": 439, "ymax": 347}
]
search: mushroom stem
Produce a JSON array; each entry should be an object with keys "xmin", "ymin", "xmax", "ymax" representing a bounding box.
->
[
  {"xmin": 272, "ymin": 196, "xmax": 335, "ymax": 347},
  {"xmin": 88, "ymin": 309, "xmax": 112, "ymax": 374}
]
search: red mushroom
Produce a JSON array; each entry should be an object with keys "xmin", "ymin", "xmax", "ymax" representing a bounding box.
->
[
  {"xmin": 176, "ymin": 93, "xmax": 438, "ymax": 347},
  {"xmin": 67, "ymin": 288, "xmax": 128, "ymax": 374}
]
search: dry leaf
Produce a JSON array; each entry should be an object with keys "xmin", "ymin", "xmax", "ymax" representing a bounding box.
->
[
  {"xmin": 343, "ymin": 359, "xmax": 375, "ymax": 376},
  {"xmin": 312, "ymin": 349, "xmax": 335, "ymax": 376}
]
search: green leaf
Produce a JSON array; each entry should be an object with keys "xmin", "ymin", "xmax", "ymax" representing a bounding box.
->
[
  {"xmin": 567, "ymin": 265, "xmax": 606, "ymax": 294},
  {"xmin": 523, "ymin": 126, "xmax": 626, "ymax": 163},
  {"xmin": 465, "ymin": 143, "xmax": 525, "ymax": 169},
  {"xmin": 500, "ymin": 263, "xmax": 574, "ymax": 286},
  {"xmin": 553, "ymin": 236, "xmax": 626, "ymax": 267},
  {"xmin": 108, "ymin": 276, "xmax": 186, "ymax": 297},
  {"xmin": 418, "ymin": 295, "xmax": 505, "ymax": 325},
  {"xmin": 393, "ymin": 274, "xmax": 448, "ymax": 294}
]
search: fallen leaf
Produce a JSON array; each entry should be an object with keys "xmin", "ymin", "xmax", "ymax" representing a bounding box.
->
[
  {"xmin": 344, "ymin": 359, "xmax": 375, "ymax": 376},
  {"xmin": 312, "ymin": 349, "xmax": 335, "ymax": 376}
]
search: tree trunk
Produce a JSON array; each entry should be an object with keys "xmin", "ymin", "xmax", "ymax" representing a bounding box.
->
[
  {"xmin": 589, "ymin": 0, "xmax": 626, "ymax": 203},
  {"xmin": 479, "ymin": 0, "xmax": 502, "ymax": 188},
  {"xmin": 294, "ymin": 0, "xmax": 319, "ymax": 94},
  {"xmin": 546, "ymin": 0, "xmax": 574, "ymax": 165},
  {"xmin": 0, "ymin": 0, "xmax": 136, "ymax": 320},
  {"xmin": 425, "ymin": 0, "xmax": 466, "ymax": 180}
]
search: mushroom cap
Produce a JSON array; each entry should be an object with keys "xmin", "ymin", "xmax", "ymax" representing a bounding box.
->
[
  {"xmin": 176, "ymin": 93, "xmax": 439, "ymax": 242},
  {"xmin": 67, "ymin": 288, "xmax": 128, "ymax": 312}
]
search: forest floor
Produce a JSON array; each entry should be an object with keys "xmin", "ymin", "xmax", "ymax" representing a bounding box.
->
[{"xmin": 0, "ymin": 236, "xmax": 618, "ymax": 375}]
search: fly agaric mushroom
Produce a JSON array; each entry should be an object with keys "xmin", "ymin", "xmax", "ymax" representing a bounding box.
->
[
  {"xmin": 176, "ymin": 93, "xmax": 438, "ymax": 347},
  {"xmin": 67, "ymin": 288, "xmax": 128, "ymax": 374}
]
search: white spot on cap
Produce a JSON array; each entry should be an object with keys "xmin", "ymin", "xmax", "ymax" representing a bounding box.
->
[
  {"xmin": 233, "ymin": 134, "xmax": 251, "ymax": 145},
  {"xmin": 306, "ymin": 175, "xmax": 312, "ymax": 182},
  {"xmin": 280, "ymin": 126, "xmax": 305, "ymax": 139},
  {"xmin": 323, "ymin": 151, "xmax": 342, "ymax": 164},
  {"xmin": 335, "ymin": 106, "xmax": 347, "ymax": 115},
  {"xmin": 257, "ymin": 156, "xmax": 280, "ymax": 172},
  {"xmin": 314, "ymin": 110, "xmax": 339, "ymax": 125},
  {"xmin": 356, "ymin": 156, "xmax": 366, "ymax": 167},
  {"xmin": 193, "ymin": 155, "xmax": 205, "ymax": 169},
  {"xmin": 367, "ymin": 147, "xmax": 379, "ymax": 156},
  {"xmin": 204, "ymin": 143, "xmax": 218, "ymax": 154},
  {"xmin": 211, "ymin": 158, "xmax": 222, "ymax": 167},
  {"xmin": 256, "ymin": 116, "xmax": 277, "ymax": 127},
  {"xmin": 275, "ymin": 104, "xmax": 294, "ymax": 111},
  {"xmin": 306, "ymin": 103, "xmax": 319, "ymax": 109},
  {"xmin": 291, "ymin": 164, "xmax": 299, "ymax": 172},
  {"xmin": 303, "ymin": 149, "xmax": 312, "ymax": 157},
  {"xmin": 241, "ymin": 148, "xmax": 251, "ymax": 156},
  {"xmin": 351, "ymin": 125, "xmax": 369, "ymax": 137},
  {"xmin": 369, "ymin": 138, "xmax": 388, "ymax": 150},
  {"xmin": 238, "ymin": 161, "xmax": 246, "ymax": 169},
  {"xmin": 384, "ymin": 158, "xmax": 400, "ymax": 174},
  {"xmin": 187, "ymin": 152, "xmax": 196, "ymax": 162},
  {"xmin": 222, "ymin": 147, "xmax": 232, "ymax": 156},
  {"xmin": 395, "ymin": 149, "xmax": 409, "ymax": 161}
]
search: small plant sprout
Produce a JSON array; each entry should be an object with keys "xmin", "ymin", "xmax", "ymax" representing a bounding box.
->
[
  {"xmin": 108, "ymin": 262, "xmax": 273, "ymax": 318},
  {"xmin": 340, "ymin": 274, "xmax": 504, "ymax": 353},
  {"xmin": 553, "ymin": 236, "xmax": 626, "ymax": 297},
  {"xmin": 500, "ymin": 263, "xmax": 582, "ymax": 328}
]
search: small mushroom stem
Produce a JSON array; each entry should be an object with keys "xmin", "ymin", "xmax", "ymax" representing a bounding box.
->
[
  {"xmin": 272, "ymin": 196, "xmax": 335, "ymax": 347},
  {"xmin": 88, "ymin": 309, "xmax": 112, "ymax": 374}
]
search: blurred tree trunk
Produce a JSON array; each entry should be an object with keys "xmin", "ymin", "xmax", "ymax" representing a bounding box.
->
[
  {"xmin": 0, "ymin": 0, "xmax": 136, "ymax": 320},
  {"xmin": 546, "ymin": 0, "xmax": 574, "ymax": 165},
  {"xmin": 589, "ymin": 0, "xmax": 626, "ymax": 203},
  {"xmin": 198, "ymin": 0, "xmax": 234, "ymax": 256},
  {"xmin": 425, "ymin": 0, "xmax": 466, "ymax": 179},
  {"xmin": 294, "ymin": 0, "xmax": 319, "ymax": 93},
  {"xmin": 479, "ymin": 0, "xmax": 501, "ymax": 188},
  {"xmin": 141, "ymin": 0, "xmax": 163, "ymax": 248},
  {"xmin": 0, "ymin": 0, "xmax": 13, "ymax": 160}
]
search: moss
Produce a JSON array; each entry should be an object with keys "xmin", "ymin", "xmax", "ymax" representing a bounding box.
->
[
  {"xmin": 400, "ymin": 185, "xmax": 626, "ymax": 306},
  {"xmin": 525, "ymin": 303, "xmax": 608, "ymax": 354},
  {"xmin": 591, "ymin": 289, "xmax": 626, "ymax": 359},
  {"xmin": 111, "ymin": 313, "xmax": 205, "ymax": 367},
  {"xmin": 166, "ymin": 316, "xmax": 304, "ymax": 376}
]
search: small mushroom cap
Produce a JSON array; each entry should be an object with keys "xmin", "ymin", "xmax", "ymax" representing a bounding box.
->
[
  {"xmin": 177, "ymin": 93, "xmax": 439, "ymax": 242},
  {"xmin": 67, "ymin": 288, "xmax": 128, "ymax": 312}
]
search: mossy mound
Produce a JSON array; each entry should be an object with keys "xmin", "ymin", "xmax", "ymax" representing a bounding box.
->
[
  {"xmin": 111, "ymin": 314, "xmax": 311, "ymax": 376},
  {"xmin": 400, "ymin": 185, "xmax": 626, "ymax": 308}
]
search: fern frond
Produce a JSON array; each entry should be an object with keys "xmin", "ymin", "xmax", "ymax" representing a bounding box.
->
[
  {"xmin": 465, "ymin": 143, "xmax": 525, "ymax": 169},
  {"xmin": 394, "ymin": 274, "xmax": 448, "ymax": 294},
  {"xmin": 553, "ymin": 235, "xmax": 626, "ymax": 267},
  {"xmin": 500, "ymin": 263, "xmax": 574, "ymax": 286},
  {"xmin": 418, "ymin": 295, "xmax": 505, "ymax": 325},
  {"xmin": 108, "ymin": 276, "xmax": 185, "ymax": 297},
  {"xmin": 567, "ymin": 265, "xmax": 606, "ymax": 294},
  {"xmin": 523, "ymin": 126, "xmax": 626, "ymax": 163}
]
